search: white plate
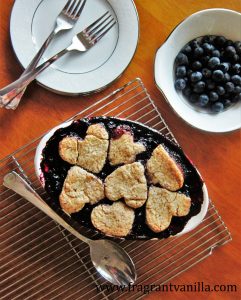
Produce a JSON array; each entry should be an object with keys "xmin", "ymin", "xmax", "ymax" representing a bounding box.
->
[
  {"xmin": 34, "ymin": 118, "xmax": 209, "ymax": 238},
  {"xmin": 154, "ymin": 9, "xmax": 241, "ymax": 133},
  {"xmin": 10, "ymin": 0, "xmax": 139, "ymax": 95}
]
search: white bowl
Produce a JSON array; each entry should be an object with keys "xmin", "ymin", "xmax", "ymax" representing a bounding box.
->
[
  {"xmin": 154, "ymin": 8, "xmax": 241, "ymax": 133},
  {"xmin": 35, "ymin": 118, "xmax": 209, "ymax": 238}
]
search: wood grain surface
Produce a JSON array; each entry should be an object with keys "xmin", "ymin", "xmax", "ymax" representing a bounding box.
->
[{"xmin": 0, "ymin": 1, "xmax": 240, "ymax": 299}]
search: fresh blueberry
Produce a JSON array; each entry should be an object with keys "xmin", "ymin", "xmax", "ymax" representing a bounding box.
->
[
  {"xmin": 187, "ymin": 69, "xmax": 193, "ymax": 77},
  {"xmin": 225, "ymin": 82, "xmax": 235, "ymax": 93},
  {"xmin": 232, "ymin": 63, "xmax": 241, "ymax": 74},
  {"xmin": 202, "ymin": 35, "xmax": 215, "ymax": 44},
  {"xmin": 223, "ymin": 73, "xmax": 231, "ymax": 82},
  {"xmin": 203, "ymin": 43, "xmax": 214, "ymax": 54},
  {"xmin": 206, "ymin": 79, "xmax": 216, "ymax": 90},
  {"xmin": 209, "ymin": 91, "xmax": 219, "ymax": 102},
  {"xmin": 176, "ymin": 66, "xmax": 187, "ymax": 78},
  {"xmin": 182, "ymin": 45, "xmax": 192, "ymax": 55},
  {"xmin": 234, "ymin": 41, "xmax": 241, "ymax": 55},
  {"xmin": 211, "ymin": 102, "xmax": 224, "ymax": 113},
  {"xmin": 232, "ymin": 93, "xmax": 241, "ymax": 102},
  {"xmin": 193, "ymin": 81, "xmax": 206, "ymax": 93},
  {"xmin": 175, "ymin": 79, "xmax": 186, "ymax": 90},
  {"xmin": 208, "ymin": 57, "xmax": 220, "ymax": 69},
  {"xmin": 214, "ymin": 36, "xmax": 226, "ymax": 47},
  {"xmin": 225, "ymin": 40, "xmax": 234, "ymax": 47},
  {"xmin": 231, "ymin": 54, "xmax": 239, "ymax": 63},
  {"xmin": 234, "ymin": 86, "xmax": 241, "ymax": 94},
  {"xmin": 202, "ymin": 68, "xmax": 212, "ymax": 78},
  {"xmin": 225, "ymin": 46, "xmax": 236, "ymax": 57},
  {"xmin": 190, "ymin": 39, "xmax": 200, "ymax": 49},
  {"xmin": 216, "ymin": 86, "xmax": 225, "ymax": 95},
  {"xmin": 183, "ymin": 87, "xmax": 192, "ymax": 97},
  {"xmin": 231, "ymin": 75, "xmax": 241, "ymax": 85},
  {"xmin": 189, "ymin": 93, "xmax": 199, "ymax": 103},
  {"xmin": 190, "ymin": 71, "xmax": 202, "ymax": 82},
  {"xmin": 198, "ymin": 94, "xmax": 209, "ymax": 106},
  {"xmin": 200, "ymin": 55, "xmax": 210, "ymax": 65},
  {"xmin": 175, "ymin": 53, "xmax": 189, "ymax": 65},
  {"xmin": 223, "ymin": 99, "xmax": 232, "ymax": 108},
  {"xmin": 219, "ymin": 62, "xmax": 230, "ymax": 72},
  {"xmin": 192, "ymin": 61, "xmax": 202, "ymax": 70},
  {"xmin": 212, "ymin": 70, "xmax": 224, "ymax": 82},
  {"xmin": 212, "ymin": 50, "xmax": 221, "ymax": 57},
  {"xmin": 194, "ymin": 47, "xmax": 204, "ymax": 57}
]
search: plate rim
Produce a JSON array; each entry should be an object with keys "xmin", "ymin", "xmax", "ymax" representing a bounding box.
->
[
  {"xmin": 154, "ymin": 8, "xmax": 241, "ymax": 133},
  {"xmin": 10, "ymin": 0, "xmax": 140, "ymax": 96}
]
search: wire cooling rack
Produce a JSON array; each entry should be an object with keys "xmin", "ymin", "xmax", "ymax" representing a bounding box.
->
[{"xmin": 0, "ymin": 78, "xmax": 231, "ymax": 300}]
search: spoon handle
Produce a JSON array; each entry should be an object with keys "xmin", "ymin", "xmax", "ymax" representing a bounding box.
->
[{"xmin": 3, "ymin": 171, "xmax": 91, "ymax": 245}]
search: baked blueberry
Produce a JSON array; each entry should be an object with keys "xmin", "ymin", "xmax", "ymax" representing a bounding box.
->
[
  {"xmin": 176, "ymin": 66, "xmax": 187, "ymax": 78},
  {"xmin": 211, "ymin": 102, "xmax": 224, "ymax": 113},
  {"xmin": 175, "ymin": 53, "xmax": 189, "ymax": 65},
  {"xmin": 208, "ymin": 57, "xmax": 220, "ymax": 69},
  {"xmin": 209, "ymin": 91, "xmax": 219, "ymax": 102},
  {"xmin": 198, "ymin": 94, "xmax": 209, "ymax": 106},
  {"xmin": 212, "ymin": 70, "xmax": 224, "ymax": 82},
  {"xmin": 175, "ymin": 79, "xmax": 186, "ymax": 90},
  {"xmin": 193, "ymin": 81, "xmax": 205, "ymax": 93},
  {"xmin": 231, "ymin": 75, "xmax": 241, "ymax": 85},
  {"xmin": 190, "ymin": 71, "xmax": 202, "ymax": 82}
]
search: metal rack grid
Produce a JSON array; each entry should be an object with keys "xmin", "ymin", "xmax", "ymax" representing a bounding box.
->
[{"xmin": 0, "ymin": 78, "xmax": 231, "ymax": 300}]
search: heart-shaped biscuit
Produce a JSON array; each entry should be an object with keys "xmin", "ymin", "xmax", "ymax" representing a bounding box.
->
[
  {"xmin": 59, "ymin": 124, "xmax": 109, "ymax": 173},
  {"xmin": 105, "ymin": 162, "xmax": 147, "ymax": 208},
  {"xmin": 59, "ymin": 166, "xmax": 104, "ymax": 214},
  {"xmin": 147, "ymin": 145, "xmax": 184, "ymax": 191},
  {"xmin": 109, "ymin": 130, "xmax": 145, "ymax": 166},
  {"xmin": 91, "ymin": 201, "xmax": 135, "ymax": 237},
  {"xmin": 146, "ymin": 186, "xmax": 191, "ymax": 232}
]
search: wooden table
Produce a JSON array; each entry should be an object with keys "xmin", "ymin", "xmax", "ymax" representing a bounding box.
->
[{"xmin": 0, "ymin": 1, "xmax": 240, "ymax": 299}]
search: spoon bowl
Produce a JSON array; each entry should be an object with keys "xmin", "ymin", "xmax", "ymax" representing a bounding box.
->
[{"xmin": 90, "ymin": 240, "xmax": 136, "ymax": 286}]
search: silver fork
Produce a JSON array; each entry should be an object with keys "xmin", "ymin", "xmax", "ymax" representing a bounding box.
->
[
  {"xmin": 4, "ymin": 0, "xmax": 87, "ymax": 110},
  {"xmin": 0, "ymin": 12, "xmax": 116, "ymax": 105}
]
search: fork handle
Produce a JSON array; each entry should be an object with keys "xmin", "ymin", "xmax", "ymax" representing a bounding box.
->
[
  {"xmin": 0, "ymin": 48, "xmax": 69, "ymax": 107},
  {"xmin": 4, "ymin": 31, "xmax": 57, "ymax": 109}
]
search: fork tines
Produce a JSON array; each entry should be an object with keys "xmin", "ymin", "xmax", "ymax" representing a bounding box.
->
[
  {"xmin": 84, "ymin": 11, "xmax": 117, "ymax": 43},
  {"xmin": 64, "ymin": 0, "xmax": 87, "ymax": 19}
]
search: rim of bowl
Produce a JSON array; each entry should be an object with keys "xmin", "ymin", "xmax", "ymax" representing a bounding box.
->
[{"xmin": 154, "ymin": 8, "xmax": 241, "ymax": 134}]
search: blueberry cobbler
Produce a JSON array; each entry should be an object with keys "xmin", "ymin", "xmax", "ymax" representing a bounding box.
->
[
  {"xmin": 174, "ymin": 35, "xmax": 241, "ymax": 113},
  {"xmin": 40, "ymin": 117, "xmax": 204, "ymax": 239}
]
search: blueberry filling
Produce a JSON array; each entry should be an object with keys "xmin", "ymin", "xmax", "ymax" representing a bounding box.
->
[{"xmin": 40, "ymin": 117, "xmax": 204, "ymax": 239}]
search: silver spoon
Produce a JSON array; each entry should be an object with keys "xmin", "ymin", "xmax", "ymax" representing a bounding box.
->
[{"xmin": 3, "ymin": 171, "xmax": 136, "ymax": 286}]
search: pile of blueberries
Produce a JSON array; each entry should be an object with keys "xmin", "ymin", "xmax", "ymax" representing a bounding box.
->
[{"xmin": 174, "ymin": 35, "xmax": 241, "ymax": 113}]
